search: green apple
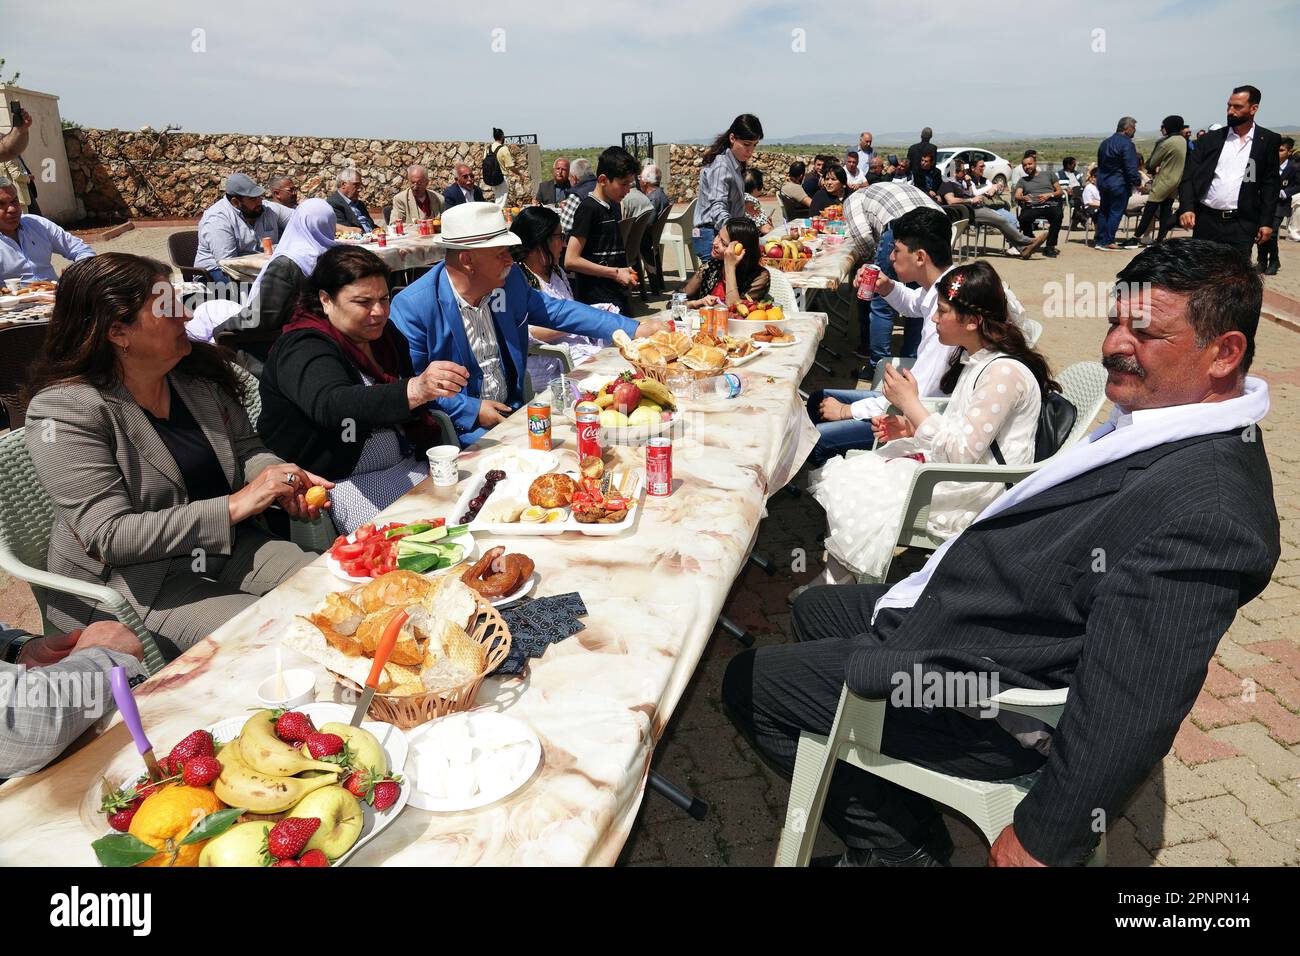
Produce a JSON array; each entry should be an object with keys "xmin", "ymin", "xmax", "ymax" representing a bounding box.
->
[
  {"xmin": 198, "ymin": 821, "xmax": 273, "ymax": 867},
  {"xmin": 286, "ymin": 786, "xmax": 364, "ymax": 860},
  {"xmin": 317, "ymin": 722, "xmax": 388, "ymax": 779}
]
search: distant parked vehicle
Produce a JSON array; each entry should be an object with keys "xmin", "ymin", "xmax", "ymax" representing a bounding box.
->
[{"xmin": 935, "ymin": 147, "xmax": 1014, "ymax": 185}]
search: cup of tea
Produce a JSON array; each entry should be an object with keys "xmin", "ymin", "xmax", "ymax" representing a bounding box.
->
[{"xmin": 426, "ymin": 445, "xmax": 460, "ymax": 486}]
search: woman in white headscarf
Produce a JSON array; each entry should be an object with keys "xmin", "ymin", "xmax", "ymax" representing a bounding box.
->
[{"xmin": 186, "ymin": 198, "xmax": 338, "ymax": 370}]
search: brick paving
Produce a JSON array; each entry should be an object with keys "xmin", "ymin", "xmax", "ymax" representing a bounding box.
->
[{"xmin": 8, "ymin": 219, "xmax": 1300, "ymax": 866}]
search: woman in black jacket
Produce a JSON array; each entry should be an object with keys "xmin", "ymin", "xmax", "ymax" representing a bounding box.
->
[{"xmin": 258, "ymin": 246, "xmax": 468, "ymax": 532}]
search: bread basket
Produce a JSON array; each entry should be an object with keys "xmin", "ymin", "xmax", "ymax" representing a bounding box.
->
[
  {"xmin": 619, "ymin": 349, "xmax": 726, "ymax": 384},
  {"xmin": 329, "ymin": 594, "xmax": 512, "ymax": 729}
]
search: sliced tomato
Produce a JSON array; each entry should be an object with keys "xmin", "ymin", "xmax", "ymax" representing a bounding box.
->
[
  {"xmin": 354, "ymin": 524, "xmax": 375, "ymax": 541},
  {"xmin": 341, "ymin": 559, "xmax": 367, "ymax": 577},
  {"xmin": 330, "ymin": 535, "xmax": 348, "ymax": 549},
  {"xmin": 603, "ymin": 496, "xmax": 630, "ymax": 510},
  {"xmin": 331, "ymin": 542, "xmax": 365, "ymax": 560},
  {"xmin": 431, "ymin": 517, "xmax": 446, "ymax": 527}
]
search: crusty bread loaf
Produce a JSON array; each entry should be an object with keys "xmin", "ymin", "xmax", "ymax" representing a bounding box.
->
[{"xmin": 528, "ymin": 473, "xmax": 576, "ymax": 508}]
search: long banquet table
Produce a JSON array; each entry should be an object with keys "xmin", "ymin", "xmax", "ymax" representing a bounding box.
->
[
  {"xmin": 219, "ymin": 233, "xmax": 446, "ymax": 282},
  {"xmin": 0, "ymin": 313, "xmax": 826, "ymax": 866}
]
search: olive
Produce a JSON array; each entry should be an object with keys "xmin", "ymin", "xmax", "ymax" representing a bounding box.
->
[{"xmin": 486, "ymin": 469, "xmax": 506, "ymax": 482}]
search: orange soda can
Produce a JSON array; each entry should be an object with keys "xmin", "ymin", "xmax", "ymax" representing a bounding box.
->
[
  {"xmin": 527, "ymin": 399, "xmax": 552, "ymax": 450},
  {"xmin": 261, "ymin": 237, "xmax": 273, "ymax": 254}
]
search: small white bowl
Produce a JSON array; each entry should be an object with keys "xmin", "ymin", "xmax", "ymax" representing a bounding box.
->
[{"xmin": 257, "ymin": 669, "xmax": 317, "ymax": 709}]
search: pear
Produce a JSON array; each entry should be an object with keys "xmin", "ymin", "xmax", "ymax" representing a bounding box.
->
[
  {"xmin": 199, "ymin": 821, "xmax": 274, "ymax": 867},
  {"xmin": 315, "ymin": 722, "xmax": 388, "ymax": 779}
]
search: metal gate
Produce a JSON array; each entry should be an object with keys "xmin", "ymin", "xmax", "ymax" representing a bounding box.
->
[{"xmin": 621, "ymin": 131, "xmax": 653, "ymax": 159}]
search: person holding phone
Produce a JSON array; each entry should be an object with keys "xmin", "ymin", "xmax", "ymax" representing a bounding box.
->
[{"xmin": 0, "ymin": 102, "xmax": 31, "ymax": 163}]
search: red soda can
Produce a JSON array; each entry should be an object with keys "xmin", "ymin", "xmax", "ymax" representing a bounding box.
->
[
  {"xmin": 646, "ymin": 437, "xmax": 672, "ymax": 497},
  {"xmin": 394, "ymin": 220, "xmax": 404, "ymax": 236},
  {"xmin": 576, "ymin": 409, "xmax": 602, "ymax": 460},
  {"xmin": 376, "ymin": 231, "xmax": 387, "ymax": 247},
  {"xmin": 856, "ymin": 264, "xmax": 880, "ymax": 300},
  {"xmin": 527, "ymin": 399, "xmax": 552, "ymax": 451},
  {"xmin": 261, "ymin": 237, "xmax": 273, "ymax": 254}
]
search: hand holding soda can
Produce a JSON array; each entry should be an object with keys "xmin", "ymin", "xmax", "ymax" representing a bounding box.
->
[{"xmin": 855, "ymin": 264, "xmax": 881, "ymax": 301}]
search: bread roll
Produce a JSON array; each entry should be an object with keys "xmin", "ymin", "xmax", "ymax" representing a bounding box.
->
[{"xmin": 528, "ymin": 473, "xmax": 576, "ymax": 508}]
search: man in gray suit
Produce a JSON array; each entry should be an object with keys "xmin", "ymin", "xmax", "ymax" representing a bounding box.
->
[{"xmin": 724, "ymin": 239, "xmax": 1279, "ymax": 867}]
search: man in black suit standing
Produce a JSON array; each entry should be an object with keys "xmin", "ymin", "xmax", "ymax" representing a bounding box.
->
[
  {"xmin": 1258, "ymin": 136, "xmax": 1297, "ymax": 275},
  {"xmin": 723, "ymin": 239, "xmax": 1279, "ymax": 867},
  {"xmin": 1179, "ymin": 85, "xmax": 1282, "ymax": 253}
]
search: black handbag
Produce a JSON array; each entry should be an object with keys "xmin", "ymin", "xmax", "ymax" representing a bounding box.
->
[{"xmin": 973, "ymin": 358, "xmax": 1077, "ymax": 483}]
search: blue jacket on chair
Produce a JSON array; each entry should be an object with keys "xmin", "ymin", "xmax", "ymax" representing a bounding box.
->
[{"xmin": 389, "ymin": 262, "xmax": 637, "ymax": 445}]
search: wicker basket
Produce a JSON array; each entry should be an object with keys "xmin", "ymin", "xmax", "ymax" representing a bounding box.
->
[
  {"xmin": 619, "ymin": 349, "xmax": 726, "ymax": 384},
  {"xmin": 760, "ymin": 256, "xmax": 809, "ymax": 272},
  {"xmin": 330, "ymin": 595, "xmax": 513, "ymax": 729}
]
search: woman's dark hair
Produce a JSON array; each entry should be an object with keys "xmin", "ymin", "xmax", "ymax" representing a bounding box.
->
[
  {"xmin": 935, "ymin": 261, "xmax": 1059, "ymax": 396},
  {"xmin": 25, "ymin": 253, "xmax": 242, "ymax": 404},
  {"xmin": 744, "ymin": 169, "xmax": 764, "ymax": 194},
  {"xmin": 298, "ymin": 245, "xmax": 391, "ymax": 316},
  {"xmin": 703, "ymin": 113, "xmax": 764, "ymax": 166},
  {"xmin": 1115, "ymin": 238, "xmax": 1260, "ymax": 374},
  {"xmin": 823, "ymin": 165, "xmax": 848, "ymax": 189},
  {"xmin": 510, "ymin": 205, "xmax": 562, "ymax": 277},
  {"xmin": 721, "ymin": 216, "xmax": 765, "ymax": 293}
]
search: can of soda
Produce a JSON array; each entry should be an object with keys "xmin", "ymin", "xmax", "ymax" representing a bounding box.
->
[
  {"xmin": 394, "ymin": 220, "xmax": 404, "ymax": 236},
  {"xmin": 261, "ymin": 237, "xmax": 273, "ymax": 255},
  {"xmin": 376, "ymin": 231, "xmax": 387, "ymax": 247},
  {"xmin": 646, "ymin": 437, "xmax": 673, "ymax": 497},
  {"xmin": 576, "ymin": 409, "xmax": 602, "ymax": 460},
  {"xmin": 527, "ymin": 400, "xmax": 552, "ymax": 450},
  {"xmin": 856, "ymin": 265, "xmax": 881, "ymax": 300}
]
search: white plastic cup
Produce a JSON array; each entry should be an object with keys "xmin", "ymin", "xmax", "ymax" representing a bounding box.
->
[
  {"xmin": 256, "ymin": 668, "xmax": 316, "ymax": 709},
  {"xmin": 427, "ymin": 445, "xmax": 461, "ymax": 486}
]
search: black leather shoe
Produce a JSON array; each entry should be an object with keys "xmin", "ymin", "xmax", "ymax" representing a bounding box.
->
[
  {"xmin": 1266, "ymin": 263, "xmax": 1280, "ymax": 276},
  {"xmin": 813, "ymin": 818, "xmax": 954, "ymax": 867}
]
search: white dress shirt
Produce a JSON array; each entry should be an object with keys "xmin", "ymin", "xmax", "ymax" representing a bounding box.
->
[
  {"xmin": 452, "ymin": 285, "xmax": 509, "ymax": 403},
  {"xmin": 1204, "ymin": 124, "xmax": 1256, "ymax": 211},
  {"xmin": 0, "ymin": 215, "xmax": 96, "ymax": 280},
  {"xmin": 850, "ymin": 266, "xmax": 957, "ymax": 420},
  {"xmin": 873, "ymin": 376, "xmax": 1272, "ymax": 623}
]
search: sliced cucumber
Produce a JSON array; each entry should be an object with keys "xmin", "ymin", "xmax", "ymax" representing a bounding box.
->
[{"xmin": 403, "ymin": 525, "xmax": 449, "ymax": 544}]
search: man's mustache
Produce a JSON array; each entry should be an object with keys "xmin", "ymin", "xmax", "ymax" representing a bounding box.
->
[{"xmin": 1103, "ymin": 354, "xmax": 1146, "ymax": 377}]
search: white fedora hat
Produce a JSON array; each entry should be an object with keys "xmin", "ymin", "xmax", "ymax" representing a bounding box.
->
[{"xmin": 436, "ymin": 202, "xmax": 521, "ymax": 250}]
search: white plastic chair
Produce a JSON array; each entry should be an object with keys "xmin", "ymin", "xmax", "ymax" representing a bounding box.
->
[
  {"xmin": 950, "ymin": 219, "xmax": 972, "ymax": 262},
  {"xmin": 764, "ymin": 265, "xmax": 798, "ymax": 314},
  {"xmin": 661, "ymin": 197, "xmax": 698, "ymax": 281},
  {"xmin": 849, "ymin": 361, "xmax": 1109, "ymax": 584},
  {"xmin": 776, "ymin": 683, "xmax": 1106, "ymax": 866}
]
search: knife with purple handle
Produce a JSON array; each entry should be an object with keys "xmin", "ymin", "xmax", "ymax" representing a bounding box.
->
[{"xmin": 110, "ymin": 666, "xmax": 164, "ymax": 781}]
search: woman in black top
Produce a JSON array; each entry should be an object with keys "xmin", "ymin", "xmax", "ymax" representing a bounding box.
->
[
  {"xmin": 257, "ymin": 246, "xmax": 469, "ymax": 533},
  {"xmin": 808, "ymin": 165, "xmax": 849, "ymax": 216},
  {"xmin": 679, "ymin": 216, "xmax": 771, "ymax": 308}
]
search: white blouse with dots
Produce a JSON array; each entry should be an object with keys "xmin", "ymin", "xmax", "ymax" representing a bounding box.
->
[{"xmin": 809, "ymin": 347, "xmax": 1041, "ymax": 577}]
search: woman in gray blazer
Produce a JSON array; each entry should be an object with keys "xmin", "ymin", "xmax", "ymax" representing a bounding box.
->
[{"xmin": 24, "ymin": 253, "xmax": 330, "ymax": 656}]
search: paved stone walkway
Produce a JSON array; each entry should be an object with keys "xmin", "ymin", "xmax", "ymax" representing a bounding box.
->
[{"xmin": 6, "ymin": 220, "xmax": 1299, "ymax": 866}]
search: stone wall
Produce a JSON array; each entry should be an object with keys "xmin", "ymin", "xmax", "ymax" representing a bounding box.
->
[
  {"xmin": 62, "ymin": 128, "xmax": 532, "ymax": 224},
  {"xmin": 667, "ymin": 143, "xmax": 821, "ymax": 202}
]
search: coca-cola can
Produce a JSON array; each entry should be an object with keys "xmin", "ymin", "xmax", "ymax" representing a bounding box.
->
[
  {"xmin": 576, "ymin": 410, "xmax": 602, "ymax": 460},
  {"xmin": 646, "ymin": 437, "xmax": 672, "ymax": 497},
  {"xmin": 376, "ymin": 231, "xmax": 387, "ymax": 247},
  {"xmin": 394, "ymin": 220, "xmax": 404, "ymax": 236},
  {"xmin": 856, "ymin": 264, "xmax": 881, "ymax": 300}
]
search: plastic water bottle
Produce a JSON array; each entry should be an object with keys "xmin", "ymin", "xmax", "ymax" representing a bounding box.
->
[
  {"xmin": 709, "ymin": 372, "xmax": 743, "ymax": 399},
  {"xmin": 670, "ymin": 292, "xmax": 688, "ymax": 327}
]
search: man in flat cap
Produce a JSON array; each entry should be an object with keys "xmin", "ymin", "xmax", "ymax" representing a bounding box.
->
[{"xmin": 194, "ymin": 172, "xmax": 287, "ymax": 283}]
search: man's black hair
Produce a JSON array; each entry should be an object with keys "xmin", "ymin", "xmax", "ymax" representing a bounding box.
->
[
  {"xmin": 789, "ymin": 161, "xmax": 806, "ymax": 179},
  {"xmin": 1114, "ymin": 238, "xmax": 1261, "ymax": 374},
  {"xmin": 889, "ymin": 207, "xmax": 953, "ymax": 269},
  {"xmin": 1232, "ymin": 85, "xmax": 1262, "ymax": 105},
  {"xmin": 597, "ymin": 145, "xmax": 642, "ymax": 181}
]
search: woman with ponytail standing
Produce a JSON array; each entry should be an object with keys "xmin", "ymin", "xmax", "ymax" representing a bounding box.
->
[{"xmin": 693, "ymin": 113, "xmax": 764, "ymax": 262}]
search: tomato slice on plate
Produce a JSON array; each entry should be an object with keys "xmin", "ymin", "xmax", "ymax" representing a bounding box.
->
[{"xmin": 332, "ymin": 542, "xmax": 365, "ymax": 560}]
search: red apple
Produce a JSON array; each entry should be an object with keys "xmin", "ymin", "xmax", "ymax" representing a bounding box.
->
[
  {"xmin": 764, "ymin": 244, "xmax": 782, "ymax": 258},
  {"xmin": 612, "ymin": 380, "xmax": 642, "ymax": 415}
]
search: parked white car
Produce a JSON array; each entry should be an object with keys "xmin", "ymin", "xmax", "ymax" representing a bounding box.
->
[{"xmin": 935, "ymin": 147, "xmax": 1014, "ymax": 185}]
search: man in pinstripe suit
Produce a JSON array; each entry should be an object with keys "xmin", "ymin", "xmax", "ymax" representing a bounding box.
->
[{"xmin": 724, "ymin": 240, "xmax": 1280, "ymax": 867}]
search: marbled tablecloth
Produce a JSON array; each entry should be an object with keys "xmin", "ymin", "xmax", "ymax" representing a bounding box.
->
[
  {"xmin": 0, "ymin": 315, "xmax": 826, "ymax": 866},
  {"xmin": 219, "ymin": 235, "xmax": 446, "ymax": 282}
]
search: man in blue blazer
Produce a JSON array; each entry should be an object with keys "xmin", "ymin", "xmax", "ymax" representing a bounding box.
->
[
  {"xmin": 390, "ymin": 202, "xmax": 664, "ymax": 445},
  {"xmin": 1095, "ymin": 116, "xmax": 1142, "ymax": 250},
  {"xmin": 443, "ymin": 164, "xmax": 487, "ymax": 209}
]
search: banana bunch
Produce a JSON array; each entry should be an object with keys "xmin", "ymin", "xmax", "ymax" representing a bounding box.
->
[
  {"xmin": 212, "ymin": 711, "xmax": 341, "ymax": 813},
  {"xmin": 635, "ymin": 377, "xmax": 676, "ymax": 410}
]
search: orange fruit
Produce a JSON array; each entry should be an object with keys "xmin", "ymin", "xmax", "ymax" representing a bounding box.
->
[
  {"xmin": 766, "ymin": 306, "xmax": 784, "ymax": 322},
  {"xmin": 128, "ymin": 784, "xmax": 226, "ymax": 868},
  {"xmin": 748, "ymin": 309, "xmax": 768, "ymax": 323}
]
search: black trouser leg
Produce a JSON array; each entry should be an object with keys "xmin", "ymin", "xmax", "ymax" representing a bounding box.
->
[{"xmin": 721, "ymin": 584, "xmax": 1046, "ymax": 852}]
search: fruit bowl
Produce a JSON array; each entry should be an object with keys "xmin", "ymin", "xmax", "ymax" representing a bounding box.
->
[
  {"xmin": 562, "ymin": 402, "xmax": 683, "ymax": 444},
  {"xmin": 760, "ymin": 256, "xmax": 809, "ymax": 272}
]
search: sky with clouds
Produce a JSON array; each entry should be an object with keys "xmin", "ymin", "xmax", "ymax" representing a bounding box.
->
[{"xmin": 10, "ymin": 0, "xmax": 1300, "ymax": 146}]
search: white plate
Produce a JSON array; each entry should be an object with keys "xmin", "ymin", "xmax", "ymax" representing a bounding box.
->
[
  {"xmin": 458, "ymin": 469, "xmax": 644, "ymax": 537},
  {"xmin": 489, "ymin": 571, "xmax": 538, "ymax": 607},
  {"xmin": 751, "ymin": 334, "xmax": 801, "ymax": 349},
  {"xmin": 203, "ymin": 702, "xmax": 408, "ymax": 867},
  {"xmin": 404, "ymin": 711, "xmax": 542, "ymax": 812},
  {"xmin": 473, "ymin": 448, "xmax": 560, "ymax": 477},
  {"xmin": 325, "ymin": 528, "xmax": 475, "ymax": 583},
  {"xmin": 727, "ymin": 344, "xmax": 770, "ymax": 366}
]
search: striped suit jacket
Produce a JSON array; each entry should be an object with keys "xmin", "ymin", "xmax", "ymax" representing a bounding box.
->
[
  {"xmin": 849, "ymin": 428, "xmax": 1279, "ymax": 865},
  {"xmin": 24, "ymin": 372, "xmax": 284, "ymax": 631}
]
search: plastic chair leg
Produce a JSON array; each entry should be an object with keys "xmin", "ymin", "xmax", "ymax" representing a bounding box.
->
[{"xmin": 777, "ymin": 729, "xmax": 834, "ymax": 866}]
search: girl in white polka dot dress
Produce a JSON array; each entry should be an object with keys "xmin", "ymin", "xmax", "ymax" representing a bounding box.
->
[{"xmin": 809, "ymin": 261, "xmax": 1058, "ymax": 580}]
